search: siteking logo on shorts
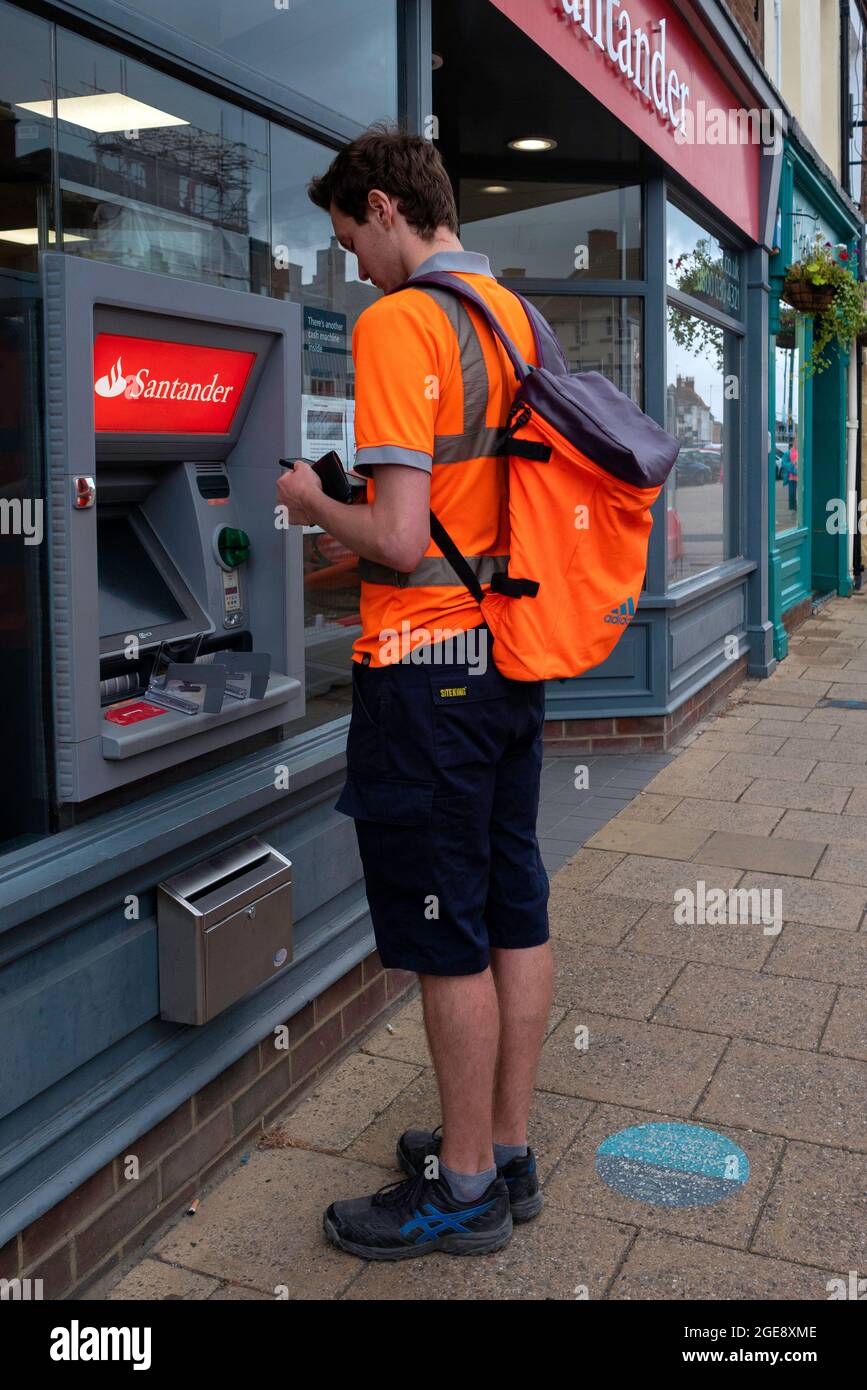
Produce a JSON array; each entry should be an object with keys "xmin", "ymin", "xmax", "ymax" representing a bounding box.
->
[{"xmin": 604, "ymin": 596, "xmax": 635, "ymax": 625}]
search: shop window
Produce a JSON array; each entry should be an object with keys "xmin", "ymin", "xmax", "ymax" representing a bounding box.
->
[
  {"xmin": 665, "ymin": 309, "xmax": 741, "ymax": 584},
  {"xmin": 774, "ymin": 303, "xmax": 804, "ymax": 536},
  {"xmin": 666, "ymin": 199, "xmax": 743, "ymax": 587},
  {"xmin": 111, "ymin": 0, "xmax": 398, "ymax": 129},
  {"xmin": 667, "ymin": 202, "xmax": 741, "ymax": 320},
  {"xmin": 526, "ymin": 295, "xmax": 642, "ymax": 405},
  {"xmin": 0, "ymin": 1, "xmax": 54, "ymax": 849},
  {"xmin": 52, "ymin": 29, "xmax": 270, "ymax": 292},
  {"xmin": 270, "ymin": 125, "xmax": 379, "ymax": 731},
  {"xmin": 460, "ymin": 182, "xmax": 642, "ymax": 281}
]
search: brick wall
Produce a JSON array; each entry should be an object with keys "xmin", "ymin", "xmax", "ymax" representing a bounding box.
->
[
  {"xmin": 723, "ymin": 0, "xmax": 764, "ymax": 59},
  {"xmin": 0, "ymin": 952, "xmax": 416, "ymax": 1300},
  {"xmin": 541, "ymin": 653, "xmax": 749, "ymax": 753}
]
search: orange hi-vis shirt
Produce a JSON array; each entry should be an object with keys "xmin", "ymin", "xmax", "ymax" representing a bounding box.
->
[{"xmin": 349, "ymin": 249, "xmax": 540, "ymax": 667}]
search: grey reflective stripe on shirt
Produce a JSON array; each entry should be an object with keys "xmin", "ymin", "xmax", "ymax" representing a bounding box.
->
[
  {"xmin": 357, "ymin": 281, "xmax": 511, "ymax": 590},
  {"xmin": 358, "ymin": 553, "xmax": 509, "ymax": 588},
  {"xmin": 413, "ymin": 284, "xmax": 511, "ymax": 465}
]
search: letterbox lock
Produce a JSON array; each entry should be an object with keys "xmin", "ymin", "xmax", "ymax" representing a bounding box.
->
[{"xmin": 157, "ymin": 836, "xmax": 293, "ymax": 1025}]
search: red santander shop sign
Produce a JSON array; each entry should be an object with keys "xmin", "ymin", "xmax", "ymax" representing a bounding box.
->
[
  {"xmin": 93, "ymin": 333, "xmax": 256, "ymax": 434},
  {"xmin": 489, "ymin": 0, "xmax": 760, "ymax": 241}
]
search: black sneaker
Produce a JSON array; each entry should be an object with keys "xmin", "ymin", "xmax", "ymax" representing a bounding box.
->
[
  {"xmin": 396, "ymin": 1127, "xmax": 544, "ymax": 1224},
  {"xmin": 323, "ymin": 1169, "xmax": 512, "ymax": 1261}
]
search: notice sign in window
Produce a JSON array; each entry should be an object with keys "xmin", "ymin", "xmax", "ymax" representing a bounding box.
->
[{"xmin": 93, "ymin": 333, "xmax": 256, "ymax": 434}]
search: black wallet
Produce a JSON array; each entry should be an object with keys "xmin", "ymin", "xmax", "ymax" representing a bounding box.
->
[{"xmin": 279, "ymin": 450, "xmax": 353, "ymax": 505}]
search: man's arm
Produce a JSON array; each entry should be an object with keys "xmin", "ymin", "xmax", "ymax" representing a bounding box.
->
[{"xmin": 305, "ymin": 463, "xmax": 431, "ymax": 572}]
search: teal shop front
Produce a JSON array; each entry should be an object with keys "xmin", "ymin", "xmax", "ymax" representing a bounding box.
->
[{"xmin": 768, "ymin": 131, "xmax": 863, "ymax": 660}]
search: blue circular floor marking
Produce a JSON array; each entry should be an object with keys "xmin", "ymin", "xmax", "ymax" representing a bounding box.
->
[{"xmin": 595, "ymin": 1122, "xmax": 749, "ymax": 1207}]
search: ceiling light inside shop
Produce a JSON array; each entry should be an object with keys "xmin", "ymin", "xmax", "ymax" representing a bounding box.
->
[
  {"xmin": 508, "ymin": 136, "xmax": 557, "ymax": 151},
  {"xmin": 16, "ymin": 93, "xmax": 188, "ymax": 133},
  {"xmin": 432, "ymin": 52, "xmax": 443, "ymax": 69},
  {"xmin": 0, "ymin": 227, "xmax": 88, "ymax": 245},
  {"xmin": 481, "ymin": 185, "xmax": 509, "ymax": 193}
]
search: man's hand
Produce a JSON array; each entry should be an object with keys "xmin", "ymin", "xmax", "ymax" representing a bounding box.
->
[{"xmin": 276, "ymin": 459, "xmax": 324, "ymax": 526}]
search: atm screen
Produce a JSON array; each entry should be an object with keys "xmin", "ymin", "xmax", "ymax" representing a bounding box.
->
[{"xmin": 97, "ymin": 515, "xmax": 186, "ymax": 638}]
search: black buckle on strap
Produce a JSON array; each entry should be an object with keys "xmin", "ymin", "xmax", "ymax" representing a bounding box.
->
[
  {"xmin": 507, "ymin": 439, "xmax": 551, "ymax": 461},
  {"xmin": 489, "ymin": 572, "xmax": 540, "ymax": 598}
]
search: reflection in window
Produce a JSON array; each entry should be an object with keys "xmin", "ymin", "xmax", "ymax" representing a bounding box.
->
[
  {"xmin": 667, "ymin": 201, "xmax": 741, "ymax": 319},
  {"xmin": 270, "ymin": 126, "xmax": 382, "ymax": 726},
  {"xmin": 666, "ymin": 306, "xmax": 740, "ymax": 584},
  {"xmin": 0, "ymin": 0, "xmax": 53, "ymax": 848},
  {"xmin": 774, "ymin": 303, "xmax": 803, "ymax": 535},
  {"xmin": 113, "ymin": 0, "xmax": 398, "ymax": 129},
  {"xmin": 0, "ymin": 0, "xmax": 55, "ymax": 273},
  {"xmin": 52, "ymin": 29, "xmax": 269, "ymax": 291},
  {"xmin": 460, "ymin": 182, "xmax": 641, "ymax": 280},
  {"xmin": 525, "ymin": 296, "xmax": 642, "ymax": 404}
]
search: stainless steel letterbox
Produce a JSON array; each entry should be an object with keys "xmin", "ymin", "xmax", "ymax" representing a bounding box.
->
[{"xmin": 157, "ymin": 836, "xmax": 293, "ymax": 1024}]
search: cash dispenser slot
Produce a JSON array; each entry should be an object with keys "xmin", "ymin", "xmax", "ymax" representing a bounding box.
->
[{"xmin": 157, "ymin": 837, "xmax": 294, "ymax": 1025}]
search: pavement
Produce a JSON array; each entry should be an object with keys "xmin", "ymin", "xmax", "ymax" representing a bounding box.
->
[{"xmin": 85, "ymin": 591, "xmax": 867, "ymax": 1301}]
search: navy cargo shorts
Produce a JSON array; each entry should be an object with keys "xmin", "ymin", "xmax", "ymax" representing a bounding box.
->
[{"xmin": 334, "ymin": 622, "xmax": 550, "ymax": 975}]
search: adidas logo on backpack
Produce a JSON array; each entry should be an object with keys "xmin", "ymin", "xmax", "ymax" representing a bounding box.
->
[{"xmin": 604, "ymin": 597, "xmax": 636, "ymax": 626}]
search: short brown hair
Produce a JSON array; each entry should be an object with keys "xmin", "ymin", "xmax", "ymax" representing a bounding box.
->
[{"xmin": 308, "ymin": 121, "xmax": 459, "ymax": 239}]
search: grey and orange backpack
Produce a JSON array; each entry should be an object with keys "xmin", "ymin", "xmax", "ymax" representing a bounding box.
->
[{"xmin": 395, "ymin": 271, "xmax": 681, "ymax": 682}]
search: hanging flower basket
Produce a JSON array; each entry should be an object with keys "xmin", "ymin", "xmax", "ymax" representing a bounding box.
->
[
  {"xmin": 782, "ymin": 275, "xmax": 836, "ymax": 314},
  {"xmin": 775, "ymin": 327, "xmax": 796, "ymax": 349}
]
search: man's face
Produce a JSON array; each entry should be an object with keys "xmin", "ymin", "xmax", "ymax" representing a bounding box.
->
[{"xmin": 331, "ymin": 199, "xmax": 405, "ymax": 293}]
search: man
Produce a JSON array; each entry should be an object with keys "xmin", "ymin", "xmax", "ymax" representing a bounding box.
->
[{"xmin": 277, "ymin": 124, "xmax": 554, "ymax": 1261}]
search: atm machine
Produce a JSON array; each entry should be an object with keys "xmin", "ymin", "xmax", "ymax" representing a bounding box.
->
[{"xmin": 42, "ymin": 254, "xmax": 305, "ymax": 810}]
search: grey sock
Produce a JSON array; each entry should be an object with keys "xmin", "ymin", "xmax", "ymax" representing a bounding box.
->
[
  {"xmin": 439, "ymin": 1160, "xmax": 497, "ymax": 1203},
  {"xmin": 494, "ymin": 1140, "xmax": 528, "ymax": 1167}
]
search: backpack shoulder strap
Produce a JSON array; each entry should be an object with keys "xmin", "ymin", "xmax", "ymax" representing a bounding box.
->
[{"xmin": 390, "ymin": 270, "xmax": 568, "ymax": 377}]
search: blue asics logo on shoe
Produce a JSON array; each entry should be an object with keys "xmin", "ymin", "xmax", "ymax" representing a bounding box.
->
[
  {"xmin": 604, "ymin": 596, "xmax": 635, "ymax": 625},
  {"xmin": 400, "ymin": 1199, "xmax": 496, "ymax": 1244}
]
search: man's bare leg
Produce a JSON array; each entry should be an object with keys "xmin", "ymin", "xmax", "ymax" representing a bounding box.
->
[
  {"xmin": 418, "ymin": 968, "xmax": 500, "ymax": 1174},
  {"xmin": 490, "ymin": 941, "xmax": 554, "ymax": 1145}
]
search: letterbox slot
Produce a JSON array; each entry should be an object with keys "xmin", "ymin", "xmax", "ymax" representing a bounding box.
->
[{"xmin": 185, "ymin": 851, "xmax": 273, "ymax": 904}]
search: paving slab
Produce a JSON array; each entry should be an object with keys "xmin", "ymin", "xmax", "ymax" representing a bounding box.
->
[
  {"xmin": 536, "ymin": 1009, "xmax": 728, "ymax": 1115},
  {"xmin": 764, "ymin": 922, "xmax": 867, "ymax": 987},
  {"xmin": 693, "ymin": 830, "xmax": 825, "ymax": 877},
  {"xmin": 650, "ymin": 961, "xmax": 835, "ymax": 1049},
  {"xmin": 622, "ymin": 901, "xmax": 777, "ymax": 970},
  {"xmin": 362, "ymin": 996, "xmax": 431, "ymax": 1067},
  {"xmin": 751, "ymin": 1142, "xmax": 867, "ymax": 1272},
  {"xmin": 663, "ymin": 797, "xmax": 784, "ymax": 834},
  {"xmin": 724, "ymin": 871, "xmax": 867, "ymax": 929},
  {"xmin": 274, "ymin": 1051, "xmax": 423, "ymax": 1152},
  {"xmin": 611, "ymin": 792, "xmax": 683, "ymax": 822},
  {"xmin": 103, "ymin": 1260, "xmax": 221, "ymax": 1301},
  {"xmin": 585, "ymin": 820, "xmax": 712, "ymax": 860},
  {"xmin": 150, "ymin": 1147, "xmax": 389, "ymax": 1298},
  {"xmin": 819, "ymin": 987, "xmax": 867, "ymax": 1061},
  {"xmin": 770, "ymin": 807, "xmax": 867, "ymax": 845},
  {"xmin": 813, "ymin": 843, "xmax": 867, "ymax": 887},
  {"xmin": 609, "ymin": 1231, "xmax": 837, "ymax": 1300},
  {"xmin": 697, "ymin": 1039, "xmax": 867, "ymax": 1150},
  {"xmin": 594, "ymin": 853, "xmax": 743, "ymax": 904},
  {"xmin": 547, "ymin": 890, "xmax": 649, "ymax": 947},
  {"xmin": 552, "ymin": 939, "xmax": 682, "ymax": 1018},
  {"xmin": 552, "ymin": 847, "xmax": 626, "ymax": 892}
]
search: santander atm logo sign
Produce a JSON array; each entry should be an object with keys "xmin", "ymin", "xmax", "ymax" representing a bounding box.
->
[{"xmin": 93, "ymin": 333, "xmax": 256, "ymax": 434}]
